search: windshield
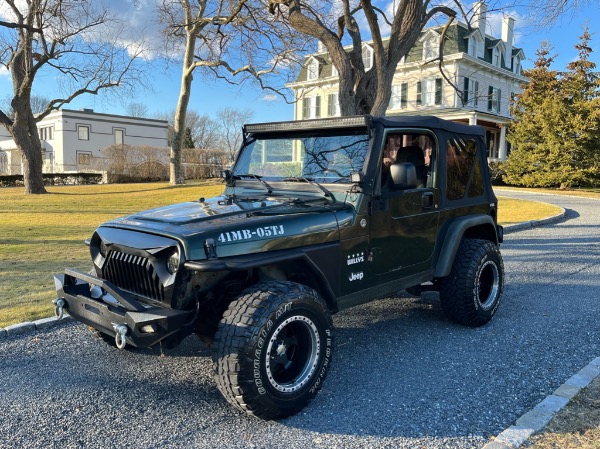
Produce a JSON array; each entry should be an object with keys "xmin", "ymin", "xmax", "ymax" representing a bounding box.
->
[{"xmin": 233, "ymin": 130, "xmax": 369, "ymax": 184}]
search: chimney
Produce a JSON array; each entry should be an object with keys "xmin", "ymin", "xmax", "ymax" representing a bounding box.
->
[
  {"xmin": 317, "ymin": 40, "xmax": 325, "ymax": 53},
  {"xmin": 473, "ymin": 1, "xmax": 487, "ymax": 36},
  {"xmin": 502, "ymin": 16, "xmax": 515, "ymax": 69}
]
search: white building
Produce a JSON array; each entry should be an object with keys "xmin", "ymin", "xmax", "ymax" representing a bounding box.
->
[
  {"xmin": 286, "ymin": 2, "xmax": 527, "ymax": 160},
  {"xmin": 0, "ymin": 108, "xmax": 169, "ymax": 175}
]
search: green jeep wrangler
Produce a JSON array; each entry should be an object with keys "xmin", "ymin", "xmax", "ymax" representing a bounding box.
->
[{"xmin": 54, "ymin": 115, "xmax": 504, "ymax": 420}]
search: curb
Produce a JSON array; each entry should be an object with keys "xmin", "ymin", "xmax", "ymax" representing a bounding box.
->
[
  {"xmin": 482, "ymin": 357, "xmax": 600, "ymax": 449},
  {"xmin": 0, "ymin": 315, "xmax": 74, "ymax": 339},
  {"xmin": 500, "ymin": 204, "xmax": 567, "ymax": 235}
]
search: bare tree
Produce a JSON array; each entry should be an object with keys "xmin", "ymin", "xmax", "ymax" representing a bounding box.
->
[
  {"xmin": 529, "ymin": 0, "xmax": 592, "ymax": 27},
  {"xmin": 154, "ymin": 108, "xmax": 221, "ymax": 150},
  {"xmin": 0, "ymin": 0, "xmax": 146, "ymax": 194},
  {"xmin": 186, "ymin": 110, "xmax": 220, "ymax": 149},
  {"xmin": 157, "ymin": 0, "xmax": 303, "ymax": 185},
  {"xmin": 217, "ymin": 107, "xmax": 253, "ymax": 162},
  {"xmin": 126, "ymin": 102, "xmax": 150, "ymax": 118},
  {"xmin": 268, "ymin": 0, "xmax": 462, "ymax": 116}
]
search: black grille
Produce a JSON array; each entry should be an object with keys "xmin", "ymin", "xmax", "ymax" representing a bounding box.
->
[{"xmin": 103, "ymin": 251, "xmax": 165, "ymax": 302}]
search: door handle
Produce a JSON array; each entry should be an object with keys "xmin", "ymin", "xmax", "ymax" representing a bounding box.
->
[{"xmin": 422, "ymin": 192, "xmax": 434, "ymax": 209}]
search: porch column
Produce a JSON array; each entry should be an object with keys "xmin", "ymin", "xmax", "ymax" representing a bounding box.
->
[
  {"xmin": 498, "ymin": 125, "xmax": 507, "ymax": 160},
  {"xmin": 469, "ymin": 113, "xmax": 478, "ymax": 126}
]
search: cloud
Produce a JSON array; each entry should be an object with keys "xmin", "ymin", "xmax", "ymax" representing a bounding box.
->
[
  {"xmin": 0, "ymin": 67, "xmax": 9, "ymax": 78},
  {"xmin": 262, "ymin": 94, "xmax": 279, "ymax": 102}
]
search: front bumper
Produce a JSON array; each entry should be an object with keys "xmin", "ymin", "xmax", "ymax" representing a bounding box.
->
[{"xmin": 54, "ymin": 268, "xmax": 194, "ymax": 348}]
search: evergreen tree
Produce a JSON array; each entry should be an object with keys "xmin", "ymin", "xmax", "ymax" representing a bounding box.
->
[
  {"xmin": 505, "ymin": 30, "xmax": 600, "ymax": 188},
  {"xmin": 560, "ymin": 25, "xmax": 600, "ymax": 185},
  {"xmin": 504, "ymin": 42, "xmax": 561, "ymax": 187}
]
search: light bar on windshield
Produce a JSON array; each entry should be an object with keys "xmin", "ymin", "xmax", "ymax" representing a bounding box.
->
[{"xmin": 244, "ymin": 116, "xmax": 370, "ymax": 134}]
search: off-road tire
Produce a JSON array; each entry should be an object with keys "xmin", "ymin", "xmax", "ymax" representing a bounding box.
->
[
  {"xmin": 439, "ymin": 238, "xmax": 504, "ymax": 327},
  {"xmin": 213, "ymin": 281, "xmax": 333, "ymax": 420}
]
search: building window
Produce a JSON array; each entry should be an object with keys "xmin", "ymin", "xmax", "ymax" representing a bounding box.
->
[
  {"xmin": 39, "ymin": 126, "xmax": 54, "ymax": 141},
  {"xmin": 417, "ymin": 78, "xmax": 443, "ymax": 106},
  {"xmin": 302, "ymin": 96, "xmax": 321, "ymax": 119},
  {"xmin": 327, "ymin": 93, "xmax": 340, "ymax": 117},
  {"xmin": 488, "ymin": 86, "xmax": 501, "ymax": 113},
  {"xmin": 307, "ymin": 58, "xmax": 319, "ymax": 81},
  {"xmin": 114, "ymin": 128, "xmax": 124, "ymax": 145},
  {"xmin": 78, "ymin": 125, "xmax": 90, "ymax": 141},
  {"xmin": 362, "ymin": 45, "xmax": 373, "ymax": 70},
  {"xmin": 423, "ymin": 34, "xmax": 440, "ymax": 61},
  {"xmin": 389, "ymin": 83, "xmax": 408, "ymax": 110},
  {"xmin": 331, "ymin": 63, "xmax": 338, "ymax": 78},
  {"xmin": 463, "ymin": 77, "xmax": 479, "ymax": 107},
  {"xmin": 77, "ymin": 151, "xmax": 92, "ymax": 165}
]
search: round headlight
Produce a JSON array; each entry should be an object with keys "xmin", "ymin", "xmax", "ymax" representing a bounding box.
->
[
  {"xmin": 99, "ymin": 240, "xmax": 109, "ymax": 258},
  {"xmin": 167, "ymin": 251, "xmax": 180, "ymax": 275}
]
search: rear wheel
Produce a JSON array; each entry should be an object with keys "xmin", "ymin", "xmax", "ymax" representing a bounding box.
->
[
  {"xmin": 213, "ymin": 281, "xmax": 333, "ymax": 420},
  {"xmin": 439, "ymin": 238, "xmax": 504, "ymax": 327}
]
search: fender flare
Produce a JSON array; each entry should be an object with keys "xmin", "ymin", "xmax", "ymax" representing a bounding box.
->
[
  {"xmin": 434, "ymin": 215, "xmax": 498, "ymax": 278},
  {"xmin": 184, "ymin": 244, "xmax": 339, "ymax": 311}
]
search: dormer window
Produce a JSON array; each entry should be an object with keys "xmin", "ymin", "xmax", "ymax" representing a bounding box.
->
[
  {"xmin": 469, "ymin": 38, "xmax": 477, "ymax": 57},
  {"xmin": 492, "ymin": 47, "xmax": 501, "ymax": 67},
  {"xmin": 423, "ymin": 33, "xmax": 440, "ymax": 61},
  {"xmin": 513, "ymin": 57, "xmax": 521, "ymax": 74},
  {"xmin": 362, "ymin": 45, "xmax": 373, "ymax": 70},
  {"xmin": 307, "ymin": 58, "xmax": 319, "ymax": 81}
]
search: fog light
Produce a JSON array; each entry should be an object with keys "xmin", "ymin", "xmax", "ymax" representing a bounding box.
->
[
  {"xmin": 167, "ymin": 251, "xmax": 180, "ymax": 274},
  {"xmin": 139, "ymin": 324, "xmax": 157, "ymax": 334}
]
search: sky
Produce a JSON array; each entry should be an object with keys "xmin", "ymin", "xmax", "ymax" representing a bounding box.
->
[{"xmin": 0, "ymin": 0, "xmax": 598, "ymax": 124}]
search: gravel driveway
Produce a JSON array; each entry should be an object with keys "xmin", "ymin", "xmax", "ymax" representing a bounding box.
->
[{"xmin": 1, "ymin": 190, "xmax": 598, "ymax": 449}]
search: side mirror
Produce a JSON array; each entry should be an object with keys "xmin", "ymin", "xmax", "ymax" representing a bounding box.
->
[
  {"xmin": 222, "ymin": 169, "xmax": 232, "ymax": 183},
  {"xmin": 390, "ymin": 162, "xmax": 417, "ymax": 189}
]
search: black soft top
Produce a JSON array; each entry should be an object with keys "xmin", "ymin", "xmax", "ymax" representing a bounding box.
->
[{"xmin": 373, "ymin": 115, "xmax": 484, "ymax": 136}]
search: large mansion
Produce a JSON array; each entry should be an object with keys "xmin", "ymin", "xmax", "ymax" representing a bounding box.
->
[{"xmin": 287, "ymin": 2, "xmax": 527, "ymax": 160}]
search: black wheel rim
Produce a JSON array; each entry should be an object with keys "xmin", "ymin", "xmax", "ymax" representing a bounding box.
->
[
  {"xmin": 477, "ymin": 260, "xmax": 500, "ymax": 310},
  {"xmin": 265, "ymin": 315, "xmax": 320, "ymax": 393}
]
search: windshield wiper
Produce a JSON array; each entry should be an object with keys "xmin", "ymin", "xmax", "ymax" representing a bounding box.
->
[
  {"xmin": 282, "ymin": 177, "xmax": 335, "ymax": 202},
  {"xmin": 234, "ymin": 173, "xmax": 273, "ymax": 194}
]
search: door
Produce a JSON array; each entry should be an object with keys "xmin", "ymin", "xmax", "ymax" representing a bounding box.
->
[{"xmin": 369, "ymin": 130, "xmax": 440, "ymax": 275}]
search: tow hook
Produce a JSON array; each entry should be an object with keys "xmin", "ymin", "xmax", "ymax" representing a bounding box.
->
[
  {"xmin": 113, "ymin": 324, "xmax": 128, "ymax": 350},
  {"xmin": 53, "ymin": 298, "xmax": 66, "ymax": 320}
]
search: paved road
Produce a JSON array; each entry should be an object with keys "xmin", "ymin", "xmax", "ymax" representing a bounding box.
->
[{"xmin": 1, "ymin": 190, "xmax": 598, "ymax": 449}]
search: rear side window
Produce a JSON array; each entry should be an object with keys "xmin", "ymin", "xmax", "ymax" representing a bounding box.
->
[{"xmin": 446, "ymin": 138, "xmax": 484, "ymax": 200}]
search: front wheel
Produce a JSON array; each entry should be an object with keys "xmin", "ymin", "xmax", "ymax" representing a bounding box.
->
[
  {"xmin": 213, "ymin": 281, "xmax": 333, "ymax": 420},
  {"xmin": 439, "ymin": 238, "xmax": 504, "ymax": 327}
]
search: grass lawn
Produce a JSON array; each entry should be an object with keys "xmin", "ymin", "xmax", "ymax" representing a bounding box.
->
[
  {"xmin": 0, "ymin": 181, "xmax": 224, "ymax": 327},
  {"xmin": 0, "ymin": 182, "xmax": 563, "ymax": 328}
]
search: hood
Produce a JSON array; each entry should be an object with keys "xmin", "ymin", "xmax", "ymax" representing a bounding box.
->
[{"xmin": 101, "ymin": 194, "xmax": 353, "ymax": 261}]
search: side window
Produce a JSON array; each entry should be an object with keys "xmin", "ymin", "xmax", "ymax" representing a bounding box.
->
[
  {"xmin": 446, "ymin": 138, "xmax": 483, "ymax": 200},
  {"xmin": 382, "ymin": 132, "xmax": 435, "ymax": 189}
]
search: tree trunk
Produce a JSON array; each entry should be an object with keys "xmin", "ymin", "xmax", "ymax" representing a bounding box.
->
[
  {"xmin": 170, "ymin": 5, "xmax": 200, "ymax": 186},
  {"xmin": 12, "ymin": 108, "xmax": 47, "ymax": 194}
]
